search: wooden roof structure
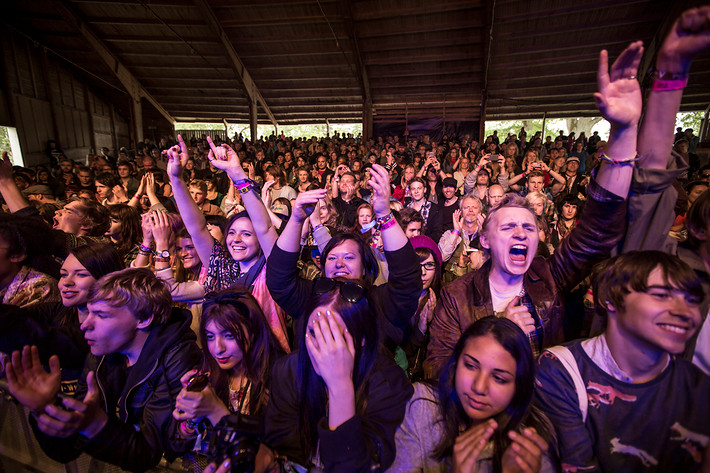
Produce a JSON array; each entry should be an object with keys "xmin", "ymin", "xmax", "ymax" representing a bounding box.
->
[{"xmin": 4, "ymin": 0, "xmax": 710, "ymax": 134}]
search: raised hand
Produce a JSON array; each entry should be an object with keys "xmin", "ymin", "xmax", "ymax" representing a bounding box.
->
[
  {"xmin": 113, "ymin": 184, "xmax": 128, "ymax": 202},
  {"xmin": 261, "ymin": 180, "xmax": 276, "ymax": 205},
  {"xmin": 36, "ymin": 371, "xmax": 108, "ymax": 439},
  {"xmin": 503, "ymin": 296, "xmax": 536, "ymax": 335},
  {"xmin": 206, "ymin": 137, "xmax": 246, "ymax": 182},
  {"xmin": 657, "ymin": 6, "xmax": 710, "ymax": 73},
  {"xmin": 452, "ymin": 209, "xmax": 464, "ymax": 233},
  {"xmin": 5, "ymin": 345, "xmax": 61, "ymax": 411},
  {"xmin": 453, "ymin": 419, "xmax": 497, "ymax": 473},
  {"xmin": 292, "ymin": 188, "xmax": 328, "ymax": 223},
  {"xmin": 594, "ymin": 41, "xmax": 644, "ymax": 128},
  {"xmin": 501, "ymin": 427, "xmax": 549, "ymax": 473},
  {"xmin": 0, "ymin": 151, "xmax": 13, "ymax": 181},
  {"xmin": 165, "ymin": 135, "xmax": 190, "ymax": 180},
  {"xmin": 150, "ymin": 210, "xmax": 173, "ymax": 249},
  {"xmin": 368, "ymin": 164, "xmax": 393, "ymax": 218}
]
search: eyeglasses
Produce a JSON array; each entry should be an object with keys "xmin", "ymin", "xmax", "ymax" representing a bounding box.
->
[
  {"xmin": 314, "ymin": 277, "xmax": 367, "ymax": 303},
  {"xmin": 420, "ymin": 262, "xmax": 437, "ymax": 271},
  {"xmin": 701, "ymin": 173, "xmax": 710, "ymax": 179}
]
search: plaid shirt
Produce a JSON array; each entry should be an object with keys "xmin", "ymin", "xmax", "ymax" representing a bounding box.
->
[{"xmin": 407, "ymin": 200, "xmax": 432, "ymax": 229}]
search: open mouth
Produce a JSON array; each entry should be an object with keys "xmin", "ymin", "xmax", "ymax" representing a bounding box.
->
[{"xmin": 510, "ymin": 244, "xmax": 528, "ymax": 263}]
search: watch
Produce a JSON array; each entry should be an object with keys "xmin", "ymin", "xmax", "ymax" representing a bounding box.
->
[{"xmin": 157, "ymin": 249, "xmax": 170, "ymax": 258}]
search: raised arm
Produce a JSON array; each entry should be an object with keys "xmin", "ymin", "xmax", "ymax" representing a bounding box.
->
[
  {"xmin": 638, "ymin": 7, "xmax": 710, "ymax": 169},
  {"xmin": 592, "ymin": 41, "xmax": 644, "ymax": 198},
  {"xmin": 0, "ymin": 152, "xmax": 32, "ymax": 213},
  {"xmin": 369, "ymin": 164, "xmax": 408, "ymax": 251},
  {"xmin": 166, "ymin": 136, "xmax": 214, "ymax": 266},
  {"xmin": 206, "ymin": 137, "xmax": 278, "ymax": 259},
  {"xmin": 276, "ymin": 188, "xmax": 328, "ymax": 253}
]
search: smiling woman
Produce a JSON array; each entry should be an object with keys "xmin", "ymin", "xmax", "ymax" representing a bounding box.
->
[{"xmin": 387, "ymin": 317, "xmax": 555, "ymax": 473}]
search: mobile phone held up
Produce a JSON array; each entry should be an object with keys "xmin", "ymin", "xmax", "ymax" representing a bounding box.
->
[{"xmin": 186, "ymin": 373, "xmax": 210, "ymax": 392}]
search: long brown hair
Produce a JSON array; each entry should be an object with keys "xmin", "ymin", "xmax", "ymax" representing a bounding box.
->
[{"xmin": 200, "ymin": 289, "xmax": 285, "ymax": 415}]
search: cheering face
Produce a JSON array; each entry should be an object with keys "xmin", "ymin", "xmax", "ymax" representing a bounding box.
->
[
  {"xmin": 205, "ymin": 320, "xmax": 244, "ymax": 372},
  {"xmin": 105, "ymin": 216, "xmax": 122, "ymax": 240},
  {"xmin": 53, "ymin": 201, "xmax": 86, "ymax": 234},
  {"xmin": 324, "ymin": 239, "xmax": 364, "ymax": 280},
  {"xmin": 177, "ymin": 237, "xmax": 200, "ymax": 270},
  {"xmin": 481, "ymin": 207, "xmax": 539, "ymax": 279},
  {"xmin": 455, "ymin": 335, "xmax": 516, "ymax": 426},
  {"xmin": 226, "ymin": 217, "xmax": 261, "ymax": 263},
  {"xmin": 443, "ymin": 186, "xmax": 456, "ymax": 200},
  {"xmin": 610, "ymin": 267, "xmax": 702, "ymax": 356}
]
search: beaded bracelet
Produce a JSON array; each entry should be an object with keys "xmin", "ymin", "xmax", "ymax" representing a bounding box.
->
[{"xmin": 375, "ymin": 212, "xmax": 394, "ymax": 226}]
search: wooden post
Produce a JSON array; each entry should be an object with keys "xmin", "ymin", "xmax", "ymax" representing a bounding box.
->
[{"xmin": 249, "ymin": 99, "xmax": 257, "ymax": 142}]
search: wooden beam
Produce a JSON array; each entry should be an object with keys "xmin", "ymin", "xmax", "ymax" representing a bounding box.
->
[
  {"xmin": 51, "ymin": 0, "xmax": 175, "ymax": 126},
  {"xmin": 193, "ymin": 0, "xmax": 277, "ymax": 128},
  {"xmin": 341, "ymin": 0, "xmax": 371, "ymax": 105}
]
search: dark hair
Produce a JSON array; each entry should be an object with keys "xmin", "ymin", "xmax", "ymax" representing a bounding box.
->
[
  {"xmin": 265, "ymin": 164, "xmax": 286, "ymax": 186},
  {"xmin": 296, "ymin": 283, "xmax": 379, "ymax": 460},
  {"xmin": 433, "ymin": 317, "xmax": 549, "ymax": 472},
  {"xmin": 95, "ymin": 172, "xmax": 121, "ymax": 189},
  {"xmin": 593, "ymin": 251, "xmax": 704, "ymax": 325},
  {"xmin": 71, "ymin": 198, "xmax": 111, "ymax": 236},
  {"xmin": 415, "ymin": 247, "xmax": 441, "ymax": 296},
  {"xmin": 224, "ymin": 211, "xmax": 262, "ymax": 262},
  {"xmin": 107, "ymin": 204, "xmax": 141, "ymax": 257},
  {"xmin": 200, "ymin": 289, "xmax": 285, "ymax": 415},
  {"xmin": 399, "ymin": 208, "xmax": 425, "ymax": 229},
  {"xmin": 0, "ymin": 223, "xmax": 27, "ymax": 263},
  {"xmin": 321, "ymin": 232, "xmax": 380, "ymax": 287},
  {"xmin": 69, "ymin": 242, "xmax": 124, "ymax": 280}
]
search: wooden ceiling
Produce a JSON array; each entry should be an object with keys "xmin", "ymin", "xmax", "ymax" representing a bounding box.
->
[{"xmin": 4, "ymin": 0, "xmax": 710, "ymax": 127}]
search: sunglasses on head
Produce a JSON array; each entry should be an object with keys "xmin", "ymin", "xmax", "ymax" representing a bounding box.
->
[{"xmin": 313, "ymin": 277, "xmax": 367, "ymax": 303}]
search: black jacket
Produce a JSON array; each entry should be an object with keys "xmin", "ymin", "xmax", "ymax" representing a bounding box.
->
[
  {"xmin": 266, "ymin": 243, "xmax": 422, "ymax": 350},
  {"xmin": 32, "ymin": 308, "xmax": 202, "ymax": 472},
  {"xmin": 263, "ymin": 352, "xmax": 413, "ymax": 472}
]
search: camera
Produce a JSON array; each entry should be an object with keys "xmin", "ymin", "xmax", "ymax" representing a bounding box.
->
[{"xmin": 207, "ymin": 414, "xmax": 261, "ymax": 473}]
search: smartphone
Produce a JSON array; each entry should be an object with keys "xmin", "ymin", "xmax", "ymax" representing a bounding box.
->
[
  {"xmin": 533, "ymin": 163, "xmax": 542, "ymax": 168},
  {"xmin": 490, "ymin": 154, "xmax": 499, "ymax": 160},
  {"xmin": 186, "ymin": 373, "xmax": 209, "ymax": 392}
]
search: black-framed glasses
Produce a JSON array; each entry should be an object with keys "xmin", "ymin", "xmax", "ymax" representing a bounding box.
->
[
  {"xmin": 314, "ymin": 277, "xmax": 367, "ymax": 303},
  {"xmin": 420, "ymin": 262, "xmax": 437, "ymax": 271}
]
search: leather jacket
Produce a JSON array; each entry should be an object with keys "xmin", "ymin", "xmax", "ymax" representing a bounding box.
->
[
  {"xmin": 32, "ymin": 308, "xmax": 202, "ymax": 472},
  {"xmin": 424, "ymin": 178, "xmax": 627, "ymax": 379}
]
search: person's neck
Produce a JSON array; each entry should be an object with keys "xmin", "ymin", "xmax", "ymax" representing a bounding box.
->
[
  {"xmin": 342, "ymin": 192, "xmax": 354, "ymax": 202},
  {"xmin": 272, "ymin": 182, "xmax": 282, "ymax": 190},
  {"xmin": 412, "ymin": 197, "xmax": 425, "ymax": 208},
  {"xmin": 565, "ymin": 171, "xmax": 577, "ymax": 178},
  {"xmin": 605, "ymin": 326, "xmax": 670, "ymax": 383},
  {"xmin": 488, "ymin": 264, "xmax": 524, "ymax": 293},
  {"xmin": 462, "ymin": 220, "xmax": 478, "ymax": 234},
  {"xmin": 476, "ymin": 183, "xmax": 487, "ymax": 193},
  {"xmin": 445, "ymin": 196, "xmax": 457, "ymax": 206},
  {"xmin": 124, "ymin": 329, "xmax": 151, "ymax": 367},
  {"xmin": 239, "ymin": 255, "xmax": 259, "ymax": 274}
]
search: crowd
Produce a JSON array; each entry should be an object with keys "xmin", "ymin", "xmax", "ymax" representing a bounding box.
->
[{"xmin": 1, "ymin": 6, "xmax": 710, "ymax": 473}]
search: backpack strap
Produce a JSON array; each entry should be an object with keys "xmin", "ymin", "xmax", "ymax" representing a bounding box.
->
[{"xmin": 545, "ymin": 345, "xmax": 588, "ymax": 422}]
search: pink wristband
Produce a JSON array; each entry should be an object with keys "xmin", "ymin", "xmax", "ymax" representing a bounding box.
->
[
  {"xmin": 652, "ymin": 78, "xmax": 688, "ymax": 91},
  {"xmin": 379, "ymin": 219, "xmax": 397, "ymax": 231}
]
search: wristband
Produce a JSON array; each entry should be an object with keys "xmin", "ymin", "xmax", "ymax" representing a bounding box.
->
[
  {"xmin": 139, "ymin": 244, "xmax": 153, "ymax": 254},
  {"xmin": 651, "ymin": 78, "xmax": 688, "ymax": 91},
  {"xmin": 452, "ymin": 229, "xmax": 461, "ymax": 237},
  {"xmin": 375, "ymin": 212, "xmax": 394, "ymax": 226},
  {"xmin": 312, "ymin": 223, "xmax": 324, "ymax": 232},
  {"xmin": 379, "ymin": 218, "xmax": 397, "ymax": 231},
  {"xmin": 132, "ymin": 193, "xmax": 142, "ymax": 200}
]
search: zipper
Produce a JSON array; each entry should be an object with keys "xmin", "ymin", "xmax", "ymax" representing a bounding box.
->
[
  {"xmin": 122, "ymin": 357, "xmax": 160, "ymax": 420},
  {"xmin": 95, "ymin": 356, "xmax": 108, "ymax": 413}
]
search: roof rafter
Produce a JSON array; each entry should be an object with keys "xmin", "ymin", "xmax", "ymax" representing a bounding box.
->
[{"xmin": 192, "ymin": 0, "xmax": 277, "ymax": 127}]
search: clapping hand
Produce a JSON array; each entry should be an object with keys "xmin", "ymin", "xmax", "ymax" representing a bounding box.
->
[
  {"xmin": 5, "ymin": 345, "xmax": 61, "ymax": 412},
  {"xmin": 501, "ymin": 427, "xmax": 549, "ymax": 473},
  {"xmin": 453, "ymin": 419, "xmax": 497, "ymax": 473},
  {"xmin": 305, "ymin": 310, "xmax": 355, "ymax": 394}
]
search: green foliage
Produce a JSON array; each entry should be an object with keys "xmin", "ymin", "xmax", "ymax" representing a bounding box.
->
[
  {"xmin": 676, "ymin": 111, "xmax": 703, "ymax": 132},
  {"xmin": 0, "ymin": 127, "xmax": 12, "ymax": 161}
]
